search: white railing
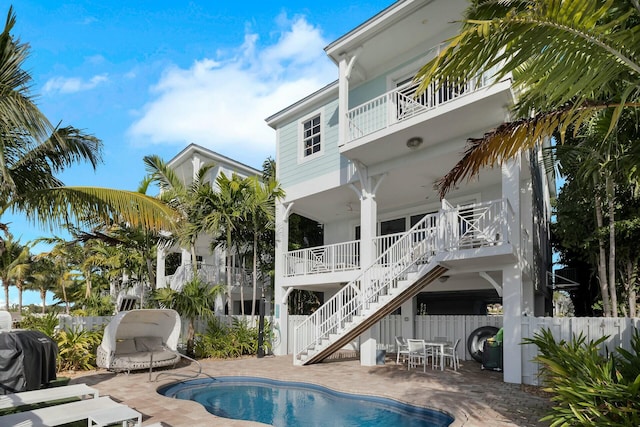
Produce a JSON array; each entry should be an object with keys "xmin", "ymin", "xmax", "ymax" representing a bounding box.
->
[
  {"xmin": 293, "ymin": 212, "xmax": 440, "ymax": 362},
  {"xmin": 170, "ymin": 263, "xmax": 255, "ymax": 291},
  {"xmin": 347, "ymin": 74, "xmax": 490, "ymax": 142},
  {"xmin": 284, "ymin": 199, "xmax": 511, "ymax": 278},
  {"xmin": 443, "ymin": 199, "xmax": 513, "ymax": 251},
  {"xmin": 283, "ymin": 240, "xmax": 360, "ymax": 277}
]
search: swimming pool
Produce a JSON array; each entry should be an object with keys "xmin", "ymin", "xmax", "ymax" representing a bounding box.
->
[{"xmin": 159, "ymin": 377, "xmax": 453, "ymax": 427}]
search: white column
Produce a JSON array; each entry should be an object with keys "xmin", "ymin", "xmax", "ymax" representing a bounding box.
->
[
  {"xmin": 338, "ymin": 56, "xmax": 349, "ymax": 145},
  {"xmin": 273, "ymin": 201, "xmax": 291, "ymax": 356},
  {"xmin": 503, "ymin": 264, "xmax": 523, "ymax": 383},
  {"xmin": 181, "ymin": 248, "xmax": 190, "ymax": 265},
  {"xmin": 156, "ymin": 247, "xmax": 166, "ymax": 288},
  {"xmin": 502, "ymin": 156, "xmax": 523, "ymax": 384},
  {"xmin": 401, "ymin": 298, "xmax": 416, "ymax": 339},
  {"xmin": 359, "ymin": 188, "xmax": 378, "ymax": 366}
]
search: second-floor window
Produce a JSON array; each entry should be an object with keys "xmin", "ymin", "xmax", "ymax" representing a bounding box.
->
[{"xmin": 302, "ymin": 114, "xmax": 321, "ymax": 158}]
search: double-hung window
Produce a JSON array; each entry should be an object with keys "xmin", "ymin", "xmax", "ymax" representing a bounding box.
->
[{"xmin": 302, "ymin": 114, "xmax": 322, "ymax": 158}]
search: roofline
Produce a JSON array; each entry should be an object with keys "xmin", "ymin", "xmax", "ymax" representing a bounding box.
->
[
  {"xmin": 324, "ymin": 0, "xmax": 432, "ymax": 63},
  {"xmin": 265, "ymin": 80, "xmax": 339, "ymax": 128},
  {"xmin": 167, "ymin": 143, "xmax": 261, "ymax": 176}
]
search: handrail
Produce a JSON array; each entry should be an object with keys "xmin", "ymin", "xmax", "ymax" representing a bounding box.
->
[
  {"xmin": 293, "ymin": 212, "xmax": 440, "ymax": 362},
  {"xmin": 292, "ymin": 199, "xmax": 512, "ymax": 364}
]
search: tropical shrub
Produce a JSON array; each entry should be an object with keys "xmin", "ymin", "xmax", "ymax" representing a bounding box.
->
[
  {"xmin": 154, "ymin": 277, "xmax": 221, "ymax": 357},
  {"xmin": 524, "ymin": 328, "xmax": 640, "ymax": 426},
  {"xmin": 19, "ymin": 313, "xmax": 60, "ymax": 337},
  {"xmin": 19, "ymin": 313, "xmax": 104, "ymax": 371},
  {"xmin": 194, "ymin": 317, "xmax": 269, "ymax": 359},
  {"xmin": 56, "ymin": 328, "xmax": 103, "ymax": 371}
]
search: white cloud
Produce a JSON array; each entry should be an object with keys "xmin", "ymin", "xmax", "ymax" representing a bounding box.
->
[
  {"xmin": 43, "ymin": 74, "xmax": 109, "ymax": 95},
  {"xmin": 127, "ymin": 15, "xmax": 336, "ymax": 157}
]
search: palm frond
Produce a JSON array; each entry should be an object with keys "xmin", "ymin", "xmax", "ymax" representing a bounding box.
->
[
  {"xmin": 13, "ymin": 187, "xmax": 177, "ymax": 232},
  {"xmin": 436, "ymin": 102, "xmax": 640, "ymax": 197}
]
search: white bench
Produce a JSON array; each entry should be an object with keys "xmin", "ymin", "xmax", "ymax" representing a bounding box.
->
[
  {"xmin": 0, "ymin": 383, "xmax": 98, "ymax": 410},
  {"xmin": 0, "ymin": 396, "xmax": 140, "ymax": 427}
]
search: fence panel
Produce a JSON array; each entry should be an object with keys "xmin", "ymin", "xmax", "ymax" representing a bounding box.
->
[
  {"xmin": 521, "ymin": 317, "xmax": 640, "ymax": 385},
  {"xmin": 58, "ymin": 316, "xmax": 112, "ymax": 332}
]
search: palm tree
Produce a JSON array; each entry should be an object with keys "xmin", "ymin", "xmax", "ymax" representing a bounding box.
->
[
  {"xmin": 0, "ymin": 236, "xmax": 28, "ymax": 310},
  {"xmin": 143, "ymin": 155, "xmax": 215, "ymax": 265},
  {"xmin": 155, "ymin": 277, "xmax": 221, "ymax": 357},
  {"xmin": 414, "ymin": 0, "xmax": 640, "ymax": 197},
  {"xmin": 0, "ymin": 7, "xmax": 175, "ymax": 248},
  {"xmin": 202, "ymin": 173, "xmax": 248, "ymax": 315},
  {"xmin": 10, "ymin": 244, "xmax": 31, "ymax": 312},
  {"xmin": 244, "ymin": 175, "xmax": 284, "ymax": 317},
  {"xmin": 27, "ymin": 256, "xmax": 57, "ymax": 313}
]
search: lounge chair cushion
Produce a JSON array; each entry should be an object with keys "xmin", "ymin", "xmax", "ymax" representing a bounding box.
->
[
  {"xmin": 115, "ymin": 350, "xmax": 177, "ymax": 364},
  {"xmin": 115, "ymin": 339, "xmax": 136, "ymax": 355},
  {"xmin": 135, "ymin": 336, "xmax": 164, "ymax": 352}
]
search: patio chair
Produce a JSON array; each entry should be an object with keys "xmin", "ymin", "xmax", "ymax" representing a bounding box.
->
[
  {"xmin": 407, "ymin": 339, "xmax": 427, "ymax": 372},
  {"xmin": 442, "ymin": 338, "xmax": 461, "ymax": 371},
  {"xmin": 395, "ymin": 336, "xmax": 410, "ymax": 365}
]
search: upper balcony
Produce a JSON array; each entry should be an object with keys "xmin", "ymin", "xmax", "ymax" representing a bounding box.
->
[
  {"xmin": 340, "ymin": 67, "xmax": 513, "ymax": 166},
  {"xmin": 281, "ymin": 199, "xmax": 519, "ymax": 287}
]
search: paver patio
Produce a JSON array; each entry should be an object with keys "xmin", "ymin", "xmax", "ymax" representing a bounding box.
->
[{"xmin": 69, "ymin": 355, "xmax": 551, "ymax": 427}]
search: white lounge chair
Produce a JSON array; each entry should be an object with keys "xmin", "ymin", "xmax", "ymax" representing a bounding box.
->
[
  {"xmin": 0, "ymin": 383, "xmax": 98, "ymax": 410},
  {"xmin": 395, "ymin": 336, "xmax": 410, "ymax": 365},
  {"xmin": 0, "ymin": 396, "xmax": 140, "ymax": 427},
  {"xmin": 442, "ymin": 338, "xmax": 461, "ymax": 371}
]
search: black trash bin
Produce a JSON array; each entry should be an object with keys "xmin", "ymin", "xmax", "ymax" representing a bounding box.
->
[
  {"xmin": 481, "ymin": 339, "xmax": 503, "ymax": 371},
  {"xmin": 0, "ymin": 330, "xmax": 58, "ymax": 394}
]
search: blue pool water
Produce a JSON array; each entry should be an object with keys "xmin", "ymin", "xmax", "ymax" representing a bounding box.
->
[{"xmin": 159, "ymin": 377, "xmax": 453, "ymax": 427}]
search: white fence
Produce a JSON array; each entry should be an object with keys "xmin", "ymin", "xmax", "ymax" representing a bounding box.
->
[
  {"xmin": 287, "ymin": 314, "xmax": 503, "ymax": 360},
  {"xmin": 58, "ymin": 314, "xmax": 639, "ymax": 386},
  {"xmin": 521, "ymin": 316, "xmax": 640, "ymax": 385}
]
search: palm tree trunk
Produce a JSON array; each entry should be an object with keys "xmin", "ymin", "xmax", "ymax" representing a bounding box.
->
[
  {"xmin": 624, "ymin": 259, "xmax": 638, "ymax": 318},
  {"xmin": 146, "ymin": 258, "xmax": 156, "ymax": 290},
  {"xmin": 226, "ymin": 229, "xmax": 233, "ymax": 315},
  {"xmin": 17, "ymin": 282, "xmax": 22, "ymax": 313},
  {"xmin": 85, "ymin": 269, "xmax": 92, "ymax": 298},
  {"xmin": 251, "ymin": 231, "xmax": 258, "ymax": 318},
  {"xmin": 606, "ymin": 175, "xmax": 618, "ymax": 317},
  {"xmin": 594, "ymin": 176, "xmax": 612, "ymax": 316},
  {"xmin": 40, "ymin": 288, "xmax": 46, "ymax": 314},
  {"xmin": 62, "ymin": 283, "xmax": 70, "ymax": 315},
  {"xmin": 239, "ymin": 256, "xmax": 245, "ymax": 316},
  {"xmin": 3, "ymin": 281, "xmax": 8, "ymax": 311}
]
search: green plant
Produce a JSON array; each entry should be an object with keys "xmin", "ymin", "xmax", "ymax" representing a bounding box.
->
[
  {"xmin": 19, "ymin": 313, "xmax": 59, "ymax": 337},
  {"xmin": 155, "ymin": 277, "xmax": 221, "ymax": 357},
  {"xmin": 524, "ymin": 328, "xmax": 640, "ymax": 426},
  {"xmin": 56, "ymin": 327, "xmax": 103, "ymax": 371},
  {"xmin": 193, "ymin": 317, "xmax": 268, "ymax": 359}
]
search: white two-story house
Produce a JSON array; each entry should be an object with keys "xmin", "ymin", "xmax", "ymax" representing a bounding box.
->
[
  {"xmin": 266, "ymin": 0, "xmax": 554, "ymax": 384},
  {"xmin": 155, "ymin": 144, "xmax": 271, "ymax": 315}
]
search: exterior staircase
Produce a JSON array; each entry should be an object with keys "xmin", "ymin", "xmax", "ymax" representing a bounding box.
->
[{"xmin": 293, "ymin": 212, "xmax": 449, "ymax": 365}]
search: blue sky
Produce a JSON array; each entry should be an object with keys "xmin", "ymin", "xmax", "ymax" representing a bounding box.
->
[{"xmin": 4, "ymin": 0, "xmax": 393, "ymax": 308}]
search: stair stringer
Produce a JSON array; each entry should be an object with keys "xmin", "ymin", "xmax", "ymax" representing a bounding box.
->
[{"xmin": 300, "ymin": 262, "xmax": 449, "ymax": 365}]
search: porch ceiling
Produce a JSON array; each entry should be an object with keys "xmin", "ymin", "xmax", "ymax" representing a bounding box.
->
[
  {"xmin": 326, "ymin": 0, "xmax": 469, "ymax": 84},
  {"xmin": 289, "ymin": 147, "xmax": 502, "ymax": 225}
]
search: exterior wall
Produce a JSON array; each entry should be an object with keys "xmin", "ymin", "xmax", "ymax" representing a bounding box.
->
[{"xmin": 277, "ymin": 99, "xmax": 341, "ymax": 190}]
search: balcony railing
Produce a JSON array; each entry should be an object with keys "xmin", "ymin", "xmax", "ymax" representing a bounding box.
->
[
  {"xmin": 283, "ymin": 240, "xmax": 360, "ymax": 277},
  {"xmin": 283, "ymin": 199, "xmax": 513, "ymax": 278},
  {"xmin": 346, "ymin": 67, "xmax": 499, "ymax": 143},
  {"xmin": 168, "ymin": 263, "xmax": 255, "ymax": 290}
]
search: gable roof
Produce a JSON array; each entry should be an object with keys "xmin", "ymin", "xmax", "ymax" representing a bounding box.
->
[{"xmin": 167, "ymin": 143, "xmax": 261, "ymax": 176}]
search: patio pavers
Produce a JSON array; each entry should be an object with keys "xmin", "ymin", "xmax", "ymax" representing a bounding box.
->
[{"xmin": 69, "ymin": 355, "xmax": 551, "ymax": 426}]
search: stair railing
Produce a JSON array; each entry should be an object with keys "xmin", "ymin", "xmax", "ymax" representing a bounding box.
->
[{"xmin": 293, "ymin": 212, "xmax": 441, "ymax": 362}]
